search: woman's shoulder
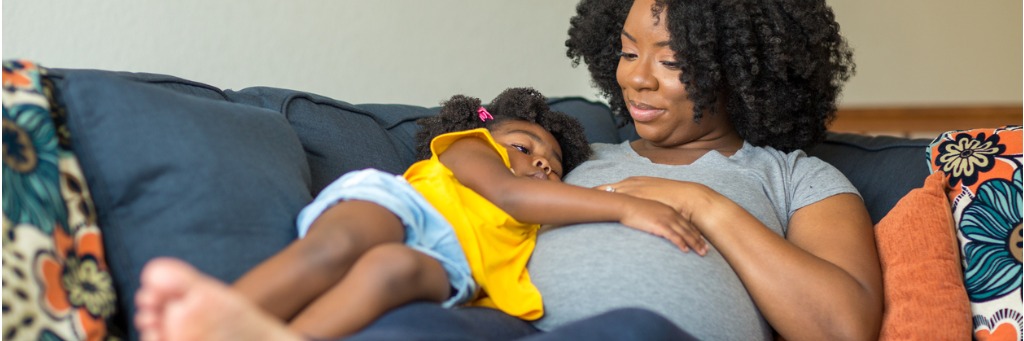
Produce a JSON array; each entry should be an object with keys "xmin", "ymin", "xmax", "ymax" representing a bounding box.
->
[
  {"xmin": 737, "ymin": 143, "xmax": 852, "ymax": 187},
  {"xmin": 740, "ymin": 142, "xmax": 833, "ymax": 169}
]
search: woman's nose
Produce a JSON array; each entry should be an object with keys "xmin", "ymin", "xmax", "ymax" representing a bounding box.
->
[
  {"xmin": 622, "ymin": 60, "xmax": 657, "ymax": 91},
  {"xmin": 534, "ymin": 158, "xmax": 551, "ymax": 174}
]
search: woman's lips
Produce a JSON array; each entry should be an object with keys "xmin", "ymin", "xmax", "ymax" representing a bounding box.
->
[{"xmin": 628, "ymin": 100, "xmax": 665, "ymax": 123}]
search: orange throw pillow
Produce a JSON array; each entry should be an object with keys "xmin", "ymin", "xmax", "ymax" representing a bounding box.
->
[{"xmin": 875, "ymin": 171, "xmax": 972, "ymax": 340}]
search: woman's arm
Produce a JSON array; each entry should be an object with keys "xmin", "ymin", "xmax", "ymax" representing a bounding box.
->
[
  {"xmin": 438, "ymin": 137, "xmax": 707, "ymax": 254},
  {"xmin": 604, "ymin": 177, "xmax": 882, "ymax": 341}
]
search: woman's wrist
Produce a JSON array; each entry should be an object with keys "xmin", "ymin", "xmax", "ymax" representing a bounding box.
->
[{"xmin": 687, "ymin": 186, "xmax": 733, "ymax": 234}]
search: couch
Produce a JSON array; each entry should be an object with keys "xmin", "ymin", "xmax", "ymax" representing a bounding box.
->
[{"xmin": 3, "ymin": 61, "xmax": 1020, "ymax": 340}]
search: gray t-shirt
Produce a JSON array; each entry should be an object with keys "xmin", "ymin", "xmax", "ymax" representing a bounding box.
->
[{"xmin": 527, "ymin": 140, "xmax": 858, "ymax": 340}]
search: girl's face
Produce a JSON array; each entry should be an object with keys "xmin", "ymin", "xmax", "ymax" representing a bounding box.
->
[
  {"xmin": 616, "ymin": 0, "xmax": 730, "ymax": 148},
  {"xmin": 490, "ymin": 120, "xmax": 564, "ymax": 182}
]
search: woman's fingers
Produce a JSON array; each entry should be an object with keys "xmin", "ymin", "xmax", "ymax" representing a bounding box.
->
[{"xmin": 599, "ymin": 179, "xmax": 710, "ymax": 255}]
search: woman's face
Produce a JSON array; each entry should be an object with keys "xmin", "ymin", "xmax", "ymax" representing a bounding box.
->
[{"xmin": 616, "ymin": 0, "xmax": 727, "ymax": 147}]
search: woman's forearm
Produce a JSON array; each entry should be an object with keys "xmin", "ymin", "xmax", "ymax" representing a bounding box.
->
[{"xmin": 695, "ymin": 193, "xmax": 883, "ymax": 341}]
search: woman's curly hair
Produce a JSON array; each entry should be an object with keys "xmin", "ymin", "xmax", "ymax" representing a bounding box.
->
[
  {"xmin": 566, "ymin": 0, "xmax": 855, "ymax": 151},
  {"xmin": 415, "ymin": 87, "xmax": 592, "ymax": 173}
]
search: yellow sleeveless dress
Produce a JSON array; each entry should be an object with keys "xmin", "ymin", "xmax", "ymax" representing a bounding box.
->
[{"xmin": 403, "ymin": 128, "xmax": 544, "ymax": 320}]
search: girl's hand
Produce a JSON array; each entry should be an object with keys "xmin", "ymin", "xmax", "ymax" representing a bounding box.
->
[{"xmin": 617, "ymin": 197, "xmax": 708, "ymax": 255}]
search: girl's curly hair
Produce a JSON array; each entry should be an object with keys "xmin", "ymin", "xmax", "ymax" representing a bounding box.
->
[
  {"xmin": 566, "ymin": 0, "xmax": 855, "ymax": 152},
  {"xmin": 415, "ymin": 87, "xmax": 592, "ymax": 173}
]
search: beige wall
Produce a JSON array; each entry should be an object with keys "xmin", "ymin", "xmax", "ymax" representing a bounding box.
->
[
  {"xmin": 4, "ymin": 0, "xmax": 1021, "ymax": 108},
  {"xmin": 831, "ymin": 0, "xmax": 1022, "ymax": 107}
]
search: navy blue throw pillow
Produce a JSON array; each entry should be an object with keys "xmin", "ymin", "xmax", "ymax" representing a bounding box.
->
[{"xmin": 59, "ymin": 72, "xmax": 312, "ymax": 338}]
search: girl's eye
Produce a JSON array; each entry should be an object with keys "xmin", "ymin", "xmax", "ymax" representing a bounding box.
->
[{"xmin": 512, "ymin": 144, "xmax": 530, "ymax": 154}]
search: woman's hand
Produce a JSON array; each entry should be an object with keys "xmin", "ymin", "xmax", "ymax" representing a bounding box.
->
[
  {"xmin": 616, "ymin": 197, "xmax": 708, "ymax": 255},
  {"xmin": 597, "ymin": 176, "xmax": 715, "ymax": 220}
]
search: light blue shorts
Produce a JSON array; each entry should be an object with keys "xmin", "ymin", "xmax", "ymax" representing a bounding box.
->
[{"xmin": 296, "ymin": 169, "xmax": 476, "ymax": 307}]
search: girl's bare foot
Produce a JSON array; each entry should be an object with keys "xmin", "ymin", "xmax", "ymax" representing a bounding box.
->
[{"xmin": 134, "ymin": 258, "xmax": 303, "ymax": 341}]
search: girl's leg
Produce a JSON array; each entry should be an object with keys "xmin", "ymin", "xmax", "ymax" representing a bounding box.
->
[
  {"xmin": 287, "ymin": 243, "xmax": 451, "ymax": 339},
  {"xmin": 135, "ymin": 258, "xmax": 303, "ymax": 341},
  {"xmin": 232, "ymin": 200, "xmax": 405, "ymax": 320}
]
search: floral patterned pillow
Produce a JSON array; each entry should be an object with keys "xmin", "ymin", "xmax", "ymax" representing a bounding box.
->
[
  {"xmin": 928, "ymin": 125, "xmax": 1022, "ymax": 341},
  {"xmin": 3, "ymin": 60, "xmax": 119, "ymax": 340}
]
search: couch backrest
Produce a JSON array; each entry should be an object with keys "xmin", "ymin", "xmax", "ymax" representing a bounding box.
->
[
  {"xmin": 806, "ymin": 134, "xmax": 933, "ymax": 223},
  {"xmin": 225, "ymin": 86, "xmax": 424, "ymax": 193},
  {"xmin": 46, "ymin": 68, "xmax": 230, "ymax": 101},
  {"xmin": 222, "ymin": 87, "xmax": 635, "ymax": 196},
  {"xmin": 49, "ymin": 68, "xmax": 932, "ymax": 223}
]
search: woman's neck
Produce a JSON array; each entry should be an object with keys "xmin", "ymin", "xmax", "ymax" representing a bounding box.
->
[{"xmin": 630, "ymin": 131, "xmax": 744, "ymax": 165}]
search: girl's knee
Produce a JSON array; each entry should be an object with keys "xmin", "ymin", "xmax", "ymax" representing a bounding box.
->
[
  {"xmin": 361, "ymin": 245, "xmax": 426, "ymax": 280},
  {"xmin": 358, "ymin": 245, "xmax": 447, "ymax": 300}
]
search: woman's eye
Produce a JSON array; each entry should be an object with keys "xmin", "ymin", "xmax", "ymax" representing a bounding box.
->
[
  {"xmin": 661, "ymin": 61, "xmax": 681, "ymax": 70},
  {"xmin": 617, "ymin": 51, "xmax": 638, "ymax": 61},
  {"xmin": 512, "ymin": 144, "xmax": 530, "ymax": 154}
]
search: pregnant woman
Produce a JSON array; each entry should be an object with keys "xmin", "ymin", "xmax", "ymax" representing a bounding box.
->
[{"xmin": 526, "ymin": 0, "xmax": 883, "ymax": 340}]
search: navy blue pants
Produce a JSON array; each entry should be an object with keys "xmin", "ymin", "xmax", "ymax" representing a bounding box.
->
[{"xmin": 349, "ymin": 303, "xmax": 697, "ymax": 341}]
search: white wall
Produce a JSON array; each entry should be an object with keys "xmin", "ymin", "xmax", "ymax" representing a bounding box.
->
[{"xmin": 4, "ymin": 0, "xmax": 1021, "ymax": 108}]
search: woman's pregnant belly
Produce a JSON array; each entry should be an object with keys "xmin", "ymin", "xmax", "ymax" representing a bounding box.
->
[{"xmin": 527, "ymin": 222, "xmax": 773, "ymax": 341}]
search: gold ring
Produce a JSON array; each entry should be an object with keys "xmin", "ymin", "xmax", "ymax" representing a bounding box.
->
[{"xmin": 605, "ymin": 186, "xmax": 615, "ymax": 193}]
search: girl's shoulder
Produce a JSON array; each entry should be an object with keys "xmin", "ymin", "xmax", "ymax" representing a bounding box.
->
[{"xmin": 430, "ymin": 128, "xmax": 500, "ymax": 154}]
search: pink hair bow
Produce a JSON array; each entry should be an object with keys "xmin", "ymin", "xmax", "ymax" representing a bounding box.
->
[{"xmin": 477, "ymin": 107, "xmax": 494, "ymax": 122}]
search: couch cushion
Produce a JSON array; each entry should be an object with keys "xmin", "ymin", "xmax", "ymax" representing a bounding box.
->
[
  {"xmin": 59, "ymin": 73, "xmax": 312, "ymax": 338},
  {"xmin": 805, "ymin": 133, "xmax": 933, "ymax": 224},
  {"xmin": 875, "ymin": 172, "xmax": 972, "ymax": 340},
  {"xmin": 927, "ymin": 126, "xmax": 1023, "ymax": 340}
]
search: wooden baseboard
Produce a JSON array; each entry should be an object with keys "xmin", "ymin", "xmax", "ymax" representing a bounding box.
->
[{"xmin": 830, "ymin": 106, "xmax": 1022, "ymax": 138}]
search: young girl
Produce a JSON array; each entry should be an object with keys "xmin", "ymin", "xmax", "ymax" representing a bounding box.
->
[{"xmin": 227, "ymin": 87, "xmax": 707, "ymax": 339}]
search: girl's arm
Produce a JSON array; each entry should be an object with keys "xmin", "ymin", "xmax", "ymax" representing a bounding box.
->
[
  {"xmin": 602, "ymin": 176, "xmax": 882, "ymax": 341},
  {"xmin": 438, "ymin": 137, "xmax": 707, "ymax": 254}
]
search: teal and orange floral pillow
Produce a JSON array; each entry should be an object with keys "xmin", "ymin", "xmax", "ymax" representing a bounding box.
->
[
  {"xmin": 3, "ymin": 60, "xmax": 118, "ymax": 340},
  {"xmin": 928, "ymin": 125, "xmax": 1023, "ymax": 341}
]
